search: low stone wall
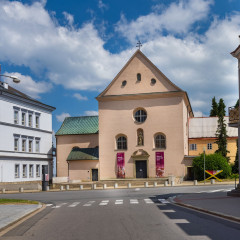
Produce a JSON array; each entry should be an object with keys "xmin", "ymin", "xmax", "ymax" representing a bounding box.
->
[{"xmin": 0, "ymin": 181, "xmax": 42, "ymax": 191}]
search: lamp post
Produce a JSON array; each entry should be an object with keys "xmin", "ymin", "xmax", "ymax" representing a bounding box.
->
[
  {"xmin": 203, "ymin": 147, "xmax": 206, "ymax": 184},
  {"xmin": 0, "ymin": 74, "xmax": 21, "ymax": 83}
]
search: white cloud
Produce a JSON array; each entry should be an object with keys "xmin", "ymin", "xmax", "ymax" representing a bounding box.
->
[
  {"xmin": 84, "ymin": 111, "xmax": 98, "ymax": 116},
  {"xmin": 194, "ymin": 111, "xmax": 206, "ymax": 117},
  {"xmin": 4, "ymin": 72, "xmax": 52, "ymax": 98},
  {"xmin": 63, "ymin": 11, "xmax": 74, "ymax": 27},
  {"xmin": 115, "ymin": 0, "xmax": 213, "ymax": 43},
  {"xmin": 56, "ymin": 112, "xmax": 71, "ymax": 122},
  {"xmin": 98, "ymin": 0, "xmax": 108, "ymax": 11},
  {"xmin": 73, "ymin": 93, "xmax": 88, "ymax": 101}
]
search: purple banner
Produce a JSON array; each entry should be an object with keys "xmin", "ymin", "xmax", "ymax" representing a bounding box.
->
[
  {"xmin": 156, "ymin": 152, "xmax": 164, "ymax": 177},
  {"xmin": 117, "ymin": 153, "xmax": 125, "ymax": 178}
]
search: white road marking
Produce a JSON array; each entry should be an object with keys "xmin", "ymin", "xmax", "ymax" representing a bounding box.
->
[
  {"xmin": 99, "ymin": 200, "xmax": 109, "ymax": 206},
  {"xmin": 83, "ymin": 201, "xmax": 95, "ymax": 207},
  {"xmin": 52, "ymin": 203, "xmax": 67, "ymax": 208},
  {"xmin": 130, "ymin": 199, "xmax": 139, "ymax": 204},
  {"xmin": 68, "ymin": 202, "xmax": 80, "ymax": 207},
  {"xmin": 161, "ymin": 210, "xmax": 176, "ymax": 213},
  {"xmin": 196, "ymin": 188, "xmax": 233, "ymax": 194},
  {"xmin": 115, "ymin": 200, "xmax": 123, "ymax": 205},
  {"xmin": 135, "ymin": 188, "xmax": 140, "ymax": 191},
  {"xmin": 158, "ymin": 199, "xmax": 170, "ymax": 204},
  {"xmin": 171, "ymin": 219, "xmax": 190, "ymax": 223},
  {"xmin": 46, "ymin": 204, "xmax": 53, "ymax": 207},
  {"xmin": 144, "ymin": 198, "xmax": 154, "ymax": 204}
]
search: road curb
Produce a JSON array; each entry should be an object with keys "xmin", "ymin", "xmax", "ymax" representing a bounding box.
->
[
  {"xmin": 0, "ymin": 203, "xmax": 46, "ymax": 237},
  {"xmin": 173, "ymin": 200, "xmax": 240, "ymax": 224}
]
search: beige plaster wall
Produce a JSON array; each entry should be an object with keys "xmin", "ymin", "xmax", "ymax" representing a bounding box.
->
[
  {"xmin": 99, "ymin": 96, "xmax": 188, "ymax": 179},
  {"xmin": 56, "ymin": 134, "xmax": 98, "ymax": 177},
  {"xmin": 69, "ymin": 160, "xmax": 99, "ymax": 181},
  {"xmin": 104, "ymin": 52, "xmax": 178, "ymax": 96}
]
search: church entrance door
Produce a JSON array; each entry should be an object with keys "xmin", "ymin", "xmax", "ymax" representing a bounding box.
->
[{"xmin": 136, "ymin": 160, "xmax": 147, "ymax": 178}]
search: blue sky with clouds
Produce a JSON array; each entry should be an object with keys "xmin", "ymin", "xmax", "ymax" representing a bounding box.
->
[{"xmin": 0, "ymin": 0, "xmax": 240, "ymax": 133}]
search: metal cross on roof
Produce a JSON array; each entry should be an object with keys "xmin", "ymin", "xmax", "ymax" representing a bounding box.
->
[{"xmin": 136, "ymin": 40, "xmax": 142, "ymax": 50}]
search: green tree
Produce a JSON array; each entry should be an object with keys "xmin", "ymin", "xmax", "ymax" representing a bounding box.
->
[
  {"xmin": 210, "ymin": 96, "xmax": 218, "ymax": 117},
  {"xmin": 215, "ymin": 98, "xmax": 229, "ymax": 160},
  {"xmin": 232, "ymin": 139, "xmax": 239, "ymax": 174},
  {"xmin": 193, "ymin": 153, "xmax": 231, "ymax": 180}
]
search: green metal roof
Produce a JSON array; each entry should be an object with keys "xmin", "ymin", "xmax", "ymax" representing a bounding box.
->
[
  {"xmin": 67, "ymin": 147, "xmax": 99, "ymax": 161},
  {"xmin": 56, "ymin": 116, "xmax": 98, "ymax": 136}
]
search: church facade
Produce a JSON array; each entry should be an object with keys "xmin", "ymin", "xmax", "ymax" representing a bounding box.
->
[{"xmin": 56, "ymin": 50, "xmax": 194, "ymax": 181}]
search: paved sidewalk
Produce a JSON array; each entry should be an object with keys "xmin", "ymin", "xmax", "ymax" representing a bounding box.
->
[
  {"xmin": 174, "ymin": 192, "xmax": 240, "ymax": 222},
  {"xmin": 0, "ymin": 204, "xmax": 42, "ymax": 232}
]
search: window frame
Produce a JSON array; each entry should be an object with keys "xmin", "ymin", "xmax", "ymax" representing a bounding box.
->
[
  {"xmin": 116, "ymin": 135, "xmax": 127, "ymax": 150},
  {"xmin": 14, "ymin": 138, "xmax": 19, "ymax": 151},
  {"xmin": 22, "ymin": 138, "xmax": 26, "ymax": 152},
  {"xmin": 29, "ymin": 139, "xmax": 33, "ymax": 152},
  {"xmin": 190, "ymin": 143, "xmax": 197, "ymax": 151},
  {"xmin": 22, "ymin": 164, "xmax": 27, "ymax": 178},
  {"xmin": 155, "ymin": 134, "xmax": 166, "ymax": 149},
  {"xmin": 29, "ymin": 164, "xmax": 34, "ymax": 178},
  {"xmin": 14, "ymin": 110, "xmax": 19, "ymax": 124},
  {"xmin": 28, "ymin": 114, "xmax": 33, "ymax": 127},
  {"xmin": 36, "ymin": 164, "xmax": 41, "ymax": 177},
  {"xmin": 15, "ymin": 164, "xmax": 20, "ymax": 178},
  {"xmin": 35, "ymin": 139, "xmax": 40, "ymax": 153},
  {"xmin": 35, "ymin": 114, "xmax": 40, "ymax": 128},
  {"xmin": 134, "ymin": 108, "xmax": 147, "ymax": 123},
  {"xmin": 207, "ymin": 143, "xmax": 212, "ymax": 150}
]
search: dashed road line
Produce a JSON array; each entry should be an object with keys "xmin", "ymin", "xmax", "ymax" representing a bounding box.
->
[
  {"xmin": 68, "ymin": 202, "xmax": 80, "ymax": 207},
  {"xmin": 83, "ymin": 201, "xmax": 95, "ymax": 207},
  {"xmin": 144, "ymin": 199, "xmax": 154, "ymax": 204},
  {"xmin": 115, "ymin": 200, "xmax": 123, "ymax": 205},
  {"xmin": 158, "ymin": 199, "xmax": 170, "ymax": 204},
  {"xmin": 99, "ymin": 200, "xmax": 109, "ymax": 206},
  {"xmin": 52, "ymin": 203, "xmax": 67, "ymax": 209},
  {"xmin": 130, "ymin": 199, "xmax": 139, "ymax": 204},
  {"xmin": 161, "ymin": 210, "xmax": 176, "ymax": 213}
]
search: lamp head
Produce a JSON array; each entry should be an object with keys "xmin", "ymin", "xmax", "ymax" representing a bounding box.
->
[{"xmin": 11, "ymin": 76, "xmax": 20, "ymax": 83}]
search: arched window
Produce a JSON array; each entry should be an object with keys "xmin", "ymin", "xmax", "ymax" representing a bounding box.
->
[
  {"xmin": 117, "ymin": 136, "xmax": 127, "ymax": 150},
  {"xmin": 137, "ymin": 129, "xmax": 144, "ymax": 146},
  {"xmin": 137, "ymin": 73, "xmax": 141, "ymax": 81},
  {"xmin": 155, "ymin": 134, "xmax": 166, "ymax": 149}
]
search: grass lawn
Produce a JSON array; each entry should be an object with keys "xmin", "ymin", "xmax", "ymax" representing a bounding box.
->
[{"xmin": 0, "ymin": 199, "xmax": 38, "ymax": 205}]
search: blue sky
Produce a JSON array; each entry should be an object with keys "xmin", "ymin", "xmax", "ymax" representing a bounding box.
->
[{"xmin": 0, "ymin": 0, "xmax": 240, "ymax": 134}]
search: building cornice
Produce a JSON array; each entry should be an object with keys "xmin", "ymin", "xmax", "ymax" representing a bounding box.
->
[
  {"xmin": 0, "ymin": 121, "xmax": 53, "ymax": 134},
  {"xmin": 0, "ymin": 150, "xmax": 52, "ymax": 156}
]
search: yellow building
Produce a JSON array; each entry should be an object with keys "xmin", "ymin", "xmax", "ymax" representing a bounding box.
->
[{"xmin": 189, "ymin": 117, "xmax": 238, "ymax": 163}]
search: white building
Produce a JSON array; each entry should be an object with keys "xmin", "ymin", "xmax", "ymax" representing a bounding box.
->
[{"xmin": 0, "ymin": 81, "xmax": 55, "ymax": 190}]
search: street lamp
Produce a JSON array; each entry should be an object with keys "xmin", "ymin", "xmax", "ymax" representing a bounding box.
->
[{"xmin": 0, "ymin": 74, "xmax": 21, "ymax": 83}]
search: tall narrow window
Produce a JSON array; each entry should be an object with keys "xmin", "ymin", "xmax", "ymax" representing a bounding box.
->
[
  {"xmin": 14, "ymin": 138, "xmax": 19, "ymax": 151},
  {"xmin": 29, "ymin": 164, "xmax": 34, "ymax": 178},
  {"xmin": 29, "ymin": 114, "xmax": 33, "ymax": 127},
  {"xmin": 29, "ymin": 140, "xmax": 33, "ymax": 152},
  {"xmin": 155, "ymin": 134, "xmax": 166, "ymax": 149},
  {"xmin": 23, "ymin": 164, "xmax": 27, "ymax": 178},
  {"xmin": 137, "ymin": 73, "xmax": 141, "ymax": 81},
  {"xmin": 22, "ymin": 139, "xmax": 26, "ymax": 152},
  {"xmin": 190, "ymin": 144, "xmax": 197, "ymax": 151},
  {"xmin": 22, "ymin": 112, "xmax": 26, "ymax": 126},
  {"xmin": 36, "ymin": 115, "xmax": 39, "ymax": 128},
  {"xmin": 117, "ymin": 136, "xmax": 127, "ymax": 150},
  {"xmin": 137, "ymin": 129, "xmax": 144, "ymax": 146},
  {"xmin": 36, "ymin": 140, "xmax": 40, "ymax": 153},
  {"xmin": 14, "ymin": 110, "xmax": 19, "ymax": 124},
  {"xmin": 36, "ymin": 165, "xmax": 41, "ymax": 177},
  {"xmin": 207, "ymin": 143, "xmax": 212, "ymax": 150},
  {"xmin": 15, "ymin": 164, "xmax": 20, "ymax": 178}
]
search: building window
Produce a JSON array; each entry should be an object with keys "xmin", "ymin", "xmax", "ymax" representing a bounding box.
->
[
  {"xmin": 22, "ymin": 112, "xmax": 26, "ymax": 126},
  {"xmin": 190, "ymin": 144, "xmax": 197, "ymax": 151},
  {"xmin": 155, "ymin": 134, "xmax": 166, "ymax": 148},
  {"xmin": 134, "ymin": 109, "xmax": 147, "ymax": 123},
  {"xmin": 14, "ymin": 110, "xmax": 19, "ymax": 124},
  {"xmin": 35, "ymin": 115, "xmax": 40, "ymax": 128},
  {"xmin": 15, "ymin": 164, "xmax": 20, "ymax": 178},
  {"xmin": 137, "ymin": 73, "xmax": 141, "ymax": 81},
  {"xmin": 36, "ymin": 165, "xmax": 41, "ymax": 177},
  {"xmin": 23, "ymin": 164, "xmax": 27, "ymax": 178},
  {"xmin": 137, "ymin": 129, "xmax": 144, "ymax": 146},
  {"xmin": 117, "ymin": 136, "xmax": 127, "ymax": 150},
  {"xmin": 22, "ymin": 139, "xmax": 26, "ymax": 152},
  {"xmin": 28, "ymin": 114, "xmax": 33, "ymax": 127},
  {"xmin": 29, "ymin": 140, "xmax": 33, "ymax": 152},
  {"xmin": 207, "ymin": 143, "xmax": 212, "ymax": 150},
  {"xmin": 29, "ymin": 164, "xmax": 34, "ymax": 178},
  {"xmin": 14, "ymin": 138, "xmax": 19, "ymax": 151},
  {"xmin": 36, "ymin": 140, "xmax": 40, "ymax": 153}
]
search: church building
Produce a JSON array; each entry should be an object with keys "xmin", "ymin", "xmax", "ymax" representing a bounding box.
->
[{"xmin": 56, "ymin": 50, "xmax": 195, "ymax": 181}]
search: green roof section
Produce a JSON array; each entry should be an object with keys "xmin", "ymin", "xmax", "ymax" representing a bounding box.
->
[
  {"xmin": 67, "ymin": 147, "xmax": 99, "ymax": 161},
  {"xmin": 56, "ymin": 116, "xmax": 99, "ymax": 136}
]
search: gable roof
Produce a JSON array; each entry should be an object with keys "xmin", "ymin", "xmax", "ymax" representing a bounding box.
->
[
  {"xmin": 97, "ymin": 49, "xmax": 183, "ymax": 98},
  {"xmin": 67, "ymin": 147, "xmax": 99, "ymax": 161},
  {"xmin": 0, "ymin": 83, "xmax": 55, "ymax": 111},
  {"xmin": 55, "ymin": 116, "xmax": 99, "ymax": 136}
]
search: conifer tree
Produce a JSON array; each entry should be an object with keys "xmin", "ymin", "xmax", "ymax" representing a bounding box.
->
[
  {"xmin": 210, "ymin": 97, "xmax": 218, "ymax": 116},
  {"xmin": 232, "ymin": 139, "xmax": 239, "ymax": 174},
  {"xmin": 215, "ymin": 98, "xmax": 229, "ymax": 160},
  {"xmin": 235, "ymin": 99, "xmax": 239, "ymax": 108}
]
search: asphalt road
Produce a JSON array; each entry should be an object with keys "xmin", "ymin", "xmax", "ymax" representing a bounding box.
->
[{"xmin": 1, "ymin": 184, "xmax": 239, "ymax": 240}]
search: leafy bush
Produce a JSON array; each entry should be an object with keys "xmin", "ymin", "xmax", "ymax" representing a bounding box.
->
[{"xmin": 192, "ymin": 153, "xmax": 231, "ymax": 180}]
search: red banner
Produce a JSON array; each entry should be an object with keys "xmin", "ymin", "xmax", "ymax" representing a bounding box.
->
[
  {"xmin": 156, "ymin": 152, "xmax": 164, "ymax": 177},
  {"xmin": 117, "ymin": 153, "xmax": 125, "ymax": 178}
]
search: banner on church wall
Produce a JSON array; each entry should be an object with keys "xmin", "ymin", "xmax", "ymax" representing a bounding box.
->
[
  {"xmin": 156, "ymin": 152, "xmax": 164, "ymax": 177},
  {"xmin": 117, "ymin": 152, "xmax": 125, "ymax": 178}
]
